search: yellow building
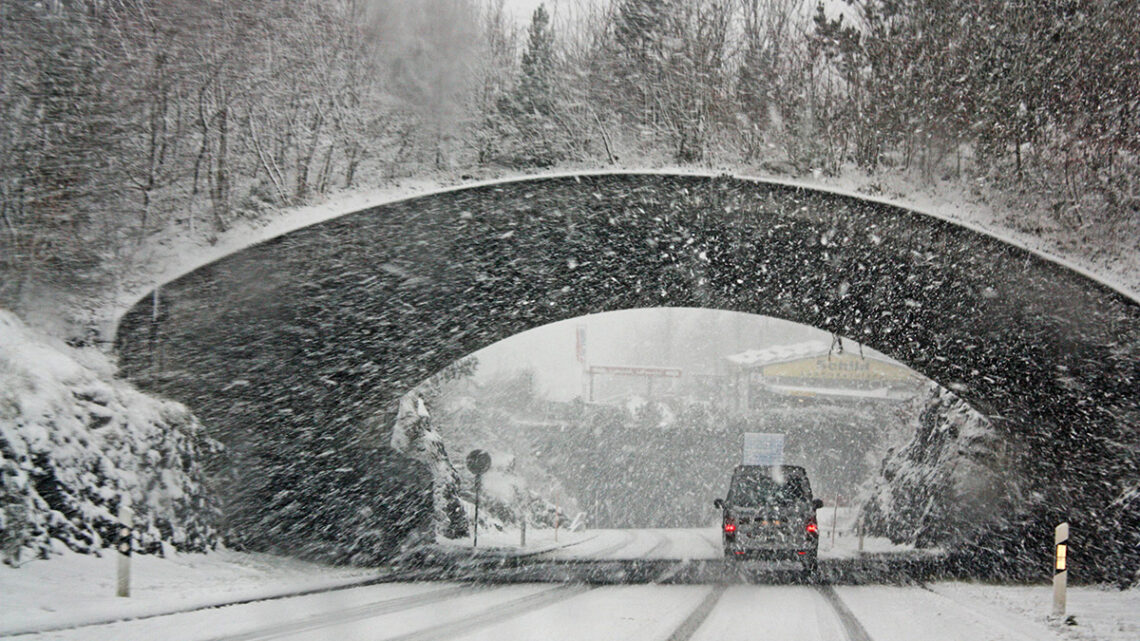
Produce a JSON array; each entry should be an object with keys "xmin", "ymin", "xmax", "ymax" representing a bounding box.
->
[{"xmin": 725, "ymin": 341, "xmax": 924, "ymax": 411}]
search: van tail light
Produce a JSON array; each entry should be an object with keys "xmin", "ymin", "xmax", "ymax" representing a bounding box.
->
[
  {"xmin": 724, "ymin": 522, "xmax": 737, "ymax": 533},
  {"xmin": 806, "ymin": 521, "xmax": 819, "ymax": 535}
]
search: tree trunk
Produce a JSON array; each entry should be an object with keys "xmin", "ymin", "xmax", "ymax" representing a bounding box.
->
[{"xmin": 212, "ymin": 102, "xmax": 230, "ymax": 231}]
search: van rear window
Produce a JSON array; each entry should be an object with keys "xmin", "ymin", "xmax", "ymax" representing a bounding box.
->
[{"xmin": 727, "ymin": 470, "xmax": 808, "ymax": 507}]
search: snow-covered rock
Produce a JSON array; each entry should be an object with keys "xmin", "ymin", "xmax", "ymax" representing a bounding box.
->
[
  {"xmin": 858, "ymin": 385, "xmax": 1020, "ymax": 549},
  {"xmin": 0, "ymin": 310, "xmax": 219, "ymax": 564},
  {"xmin": 390, "ymin": 392, "xmax": 468, "ymax": 539}
]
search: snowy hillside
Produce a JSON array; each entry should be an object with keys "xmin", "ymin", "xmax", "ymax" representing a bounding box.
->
[{"xmin": 0, "ymin": 311, "xmax": 219, "ymax": 564}]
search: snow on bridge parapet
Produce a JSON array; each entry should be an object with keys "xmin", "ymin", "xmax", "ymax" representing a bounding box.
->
[{"xmin": 108, "ymin": 168, "xmax": 1139, "ymax": 341}]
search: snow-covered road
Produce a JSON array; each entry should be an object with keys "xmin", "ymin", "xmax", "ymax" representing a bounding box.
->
[
  {"xmin": 23, "ymin": 579, "xmax": 1122, "ymax": 641},
  {"xmin": 524, "ymin": 524, "xmax": 913, "ymax": 562},
  {"xmin": 6, "ymin": 530, "xmax": 1134, "ymax": 641},
  {"xmin": 531, "ymin": 528, "xmax": 720, "ymax": 561}
]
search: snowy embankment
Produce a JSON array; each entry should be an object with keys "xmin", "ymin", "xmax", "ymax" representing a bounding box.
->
[
  {"xmin": 0, "ymin": 547, "xmax": 381, "ymax": 636},
  {"xmin": 839, "ymin": 582, "xmax": 1140, "ymax": 641},
  {"xmin": 0, "ymin": 310, "xmax": 219, "ymax": 564}
]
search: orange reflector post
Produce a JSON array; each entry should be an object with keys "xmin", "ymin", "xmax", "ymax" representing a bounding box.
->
[{"xmin": 1056, "ymin": 544, "xmax": 1067, "ymax": 571}]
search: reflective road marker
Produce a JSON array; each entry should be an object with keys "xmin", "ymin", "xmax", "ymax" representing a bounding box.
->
[
  {"xmin": 117, "ymin": 499, "xmax": 133, "ymax": 598},
  {"xmin": 1053, "ymin": 522, "xmax": 1068, "ymax": 617}
]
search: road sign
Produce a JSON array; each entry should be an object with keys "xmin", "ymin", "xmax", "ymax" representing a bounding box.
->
[
  {"xmin": 466, "ymin": 450, "xmax": 491, "ymax": 548},
  {"xmin": 588, "ymin": 365, "xmax": 682, "ymax": 378},
  {"xmin": 466, "ymin": 449, "xmax": 491, "ymax": 475},
  {"xmin": 742, "ymin": 432, "xmax": 784, "ymax": 465}
]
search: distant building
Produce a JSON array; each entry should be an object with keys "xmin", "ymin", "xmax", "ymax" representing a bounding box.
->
[{"xmin": 724, "ymin": 341, "xmax": 924, "ymax": 411}]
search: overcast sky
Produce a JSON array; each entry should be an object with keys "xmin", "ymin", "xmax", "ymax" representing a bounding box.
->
[{"xmin": 470, "ymin": 308, "xmax": 834, "ymax": 400}]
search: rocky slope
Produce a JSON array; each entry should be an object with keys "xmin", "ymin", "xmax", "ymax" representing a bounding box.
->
[{"xmin": 0, "ymin": 311, "xmax": 219, "ymax": 565}]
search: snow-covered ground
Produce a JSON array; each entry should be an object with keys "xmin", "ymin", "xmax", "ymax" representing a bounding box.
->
[
  {"xmin": 839, "ymin": 583, "xmax": 1140, "ymax": 641},
  {"xmin": 931, "ymin": 582, "xmax": 1140, "ymax": 641},
  {"xmin": 0, "ymin": 548, "xmax": 381, "ymax": 636},
  {"xmin": 816, "ymin": 506, "xmax": 923, "ymax": 559}
]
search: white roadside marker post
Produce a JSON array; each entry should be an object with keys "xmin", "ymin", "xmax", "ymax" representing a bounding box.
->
[
  {"xmin": 116, "ymin": 499, "xmax": 133, "ymax": 598},
  {"xmin": 830, "ymin": 494, "xmax": 839, "ymax": 547},
  {"xmin": 1053, "ymin": 522, "xmax": 1069, "ymax": 618}
]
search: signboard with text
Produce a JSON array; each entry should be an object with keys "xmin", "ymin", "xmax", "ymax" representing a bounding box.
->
[
  {"xmin": 742, "ymin": 432, "xmax": 785, "ymax": 466},
  {"xmin": 588, "ymin": 365, "xmax": 682, "ymax": 378}
]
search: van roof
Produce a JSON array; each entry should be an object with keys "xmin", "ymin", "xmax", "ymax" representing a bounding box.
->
[{"xmin": 733, "ymin": 465, "xmax": 807, "ymax": 474}]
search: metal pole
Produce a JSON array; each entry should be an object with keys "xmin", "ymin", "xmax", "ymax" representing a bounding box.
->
[
  {"xmin": 116, "ymin": 499, "xmax": 133, "ymax": 598},
  {"xmin": 1053, "ymin": 522, "xmax": 1069, "ymax": 617},
  {"xmin": 473, "ymin": 474, "xmax": 481, "ymax": 548}
]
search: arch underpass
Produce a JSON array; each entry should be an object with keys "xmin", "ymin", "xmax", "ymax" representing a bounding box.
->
[{"xmin": 115, "ymin": 173, "xmax": 1139, "ymax": 573}]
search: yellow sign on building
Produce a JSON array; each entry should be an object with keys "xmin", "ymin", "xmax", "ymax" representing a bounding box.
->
[{"xmin": 760, "ymin": 352, "xmax": 917, "ymax": 383}]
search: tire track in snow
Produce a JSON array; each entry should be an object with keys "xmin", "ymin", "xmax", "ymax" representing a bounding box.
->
[
  {"xmin": 663, "ymin": 585, "xmax": 727, "ymax": 641},
  {"xmin": 815, "ymin": 584, "xmax": 873, "ymax": 641}
]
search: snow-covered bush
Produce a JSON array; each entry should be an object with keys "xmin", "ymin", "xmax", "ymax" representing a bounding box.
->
[{"xmin": 0, "ymin": 311, "xmax": 220, "ymax": 565}]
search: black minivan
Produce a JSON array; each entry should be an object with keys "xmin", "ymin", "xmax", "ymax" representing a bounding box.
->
[{"xmin": 714, "ymin": 465, "xmax": 823, "ymax": 574}]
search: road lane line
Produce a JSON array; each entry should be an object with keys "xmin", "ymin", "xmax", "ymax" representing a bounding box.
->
[
  {"xmin": 599, "ymin": 530, "xmax": 645, "ymax": 560},
  {"xmin": 202, "ymin": 584, "xmax": 481, "ymax": 641},
  {"xmin": 664, "ymin": 584, "xmax": 726, "ymax": 641},
  {"xmin": 816, "ymin": 584, "xmax": 873, "ymax": 641}
]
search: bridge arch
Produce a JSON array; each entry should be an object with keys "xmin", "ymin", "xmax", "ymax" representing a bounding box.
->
[{"xmin": 116, "ymin": 172, "xmax": 1139, "ymax": 563}]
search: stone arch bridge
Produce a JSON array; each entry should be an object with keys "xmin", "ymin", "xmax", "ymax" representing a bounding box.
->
[{"xmin": 116, "ymin": 173, "xmax": 1139, "ymax": 572}]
